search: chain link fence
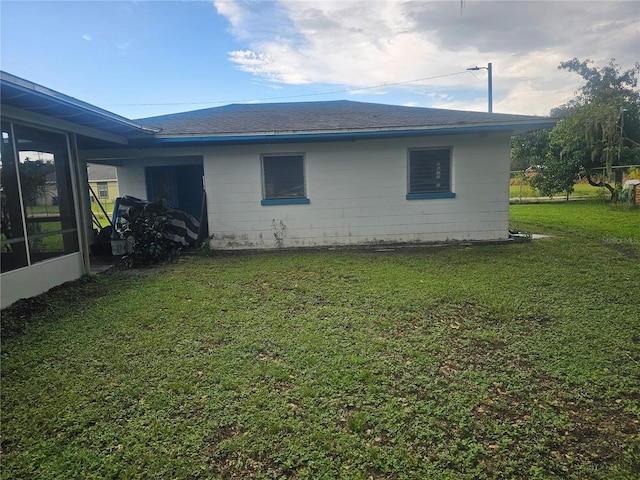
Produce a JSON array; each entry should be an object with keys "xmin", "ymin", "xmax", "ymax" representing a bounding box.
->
[{"xmin": 510, "ymin": 165, "xmax": 640, "ymax": 204}]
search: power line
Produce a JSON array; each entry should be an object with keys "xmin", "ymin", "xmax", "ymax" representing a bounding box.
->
[{"xmin": 100, "ymin": 70, "xmax": 470, "ymax": 108}]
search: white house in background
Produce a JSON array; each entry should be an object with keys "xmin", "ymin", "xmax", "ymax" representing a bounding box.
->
[{"xmin": 1, "ymin": 70, "xmax": 555, "ymax": 308}]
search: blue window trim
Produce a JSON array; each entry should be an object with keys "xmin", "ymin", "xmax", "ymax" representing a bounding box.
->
[
  {"xmin": 406, "ymin": 192, "xmax": 456, "ymax": 200},
  {"xmin": 261, "ymin": 198, "xmax": 310, "ymax": 206}
]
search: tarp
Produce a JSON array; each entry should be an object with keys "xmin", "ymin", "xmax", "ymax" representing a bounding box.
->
[{"xmin": 110, "ymin": 196, "xmax": 200, "ymax": 247}]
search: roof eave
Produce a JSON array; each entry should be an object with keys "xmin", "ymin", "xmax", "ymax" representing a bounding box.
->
[
  {"xmin": 0, "ymin": 71, "xmax": 160, "ymax": 136},
  {"xmin": 132, "ymin": 121, "xmax": 557, "ymax": 147}
]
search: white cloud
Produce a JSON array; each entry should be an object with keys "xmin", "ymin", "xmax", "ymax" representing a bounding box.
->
[
  {"xmin": 117, "ymin": 40, "xmax": 133, "ymax": 51},
  {"xmin": 213, "ymin": 0, "xmax": 246, "ymax": 37},
  {"xmin": 215, "ymin": 0, "xmax": 640, "ymax": 115},
  {"xmin": 82, "ymin": 34, "xmax": 92, "ymax": 41}
]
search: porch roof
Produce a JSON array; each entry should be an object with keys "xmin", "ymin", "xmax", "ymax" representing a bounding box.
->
[{"xmin": 1, "ymin": 71, "xmax": 159, "ymax": 143}]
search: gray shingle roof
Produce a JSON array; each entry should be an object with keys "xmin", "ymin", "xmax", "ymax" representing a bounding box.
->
[
  {"xmin": 135, "ymin": 100, "xmax": 553, "ymax": 137},
  {"xmin": 87, "ymin": 163, "xmax": 117, "ymax": 181}
]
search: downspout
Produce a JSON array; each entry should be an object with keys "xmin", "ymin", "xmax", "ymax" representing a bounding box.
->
[{"xmin": 69, "ymin": 133, "xmax": 92, "ymax": 276}]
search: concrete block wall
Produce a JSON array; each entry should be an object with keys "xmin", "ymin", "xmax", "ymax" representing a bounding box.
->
[{"xmin": 203, "ymin": 133, "xmax": 511, "ymax": 249}]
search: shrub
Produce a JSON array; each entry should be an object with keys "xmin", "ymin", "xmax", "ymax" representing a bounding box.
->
[{"xmin": 121, "ymin": 202, "xmax": 182, "ymax": 267}]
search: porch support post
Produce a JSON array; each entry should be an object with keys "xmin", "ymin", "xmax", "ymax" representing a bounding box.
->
[{"xmin": 70, "ymin": 133, "xmax": 92, "ymax": 276}]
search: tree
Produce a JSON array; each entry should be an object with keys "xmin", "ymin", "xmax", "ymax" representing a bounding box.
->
[
  {"xmin": 17, "ymin": 159, "xmax": 54, "ymax": 206},
  {"xmin": 510, "ymin": 128, "xmax": 552, "ymax": 171},
  {"xmin": 511, "ymin": 127, "xmax": 578, "ymax": 199},
  {"xmin": 552, "ymin": 59, "xmax": 640, "ymax": 200},
  {"xmin": 514, "ymin": 58, "xmax": 640, "ymax": 201},
  {"xmin": 528, "ymin": 155, "xmax": 579, "ymax": 199}
]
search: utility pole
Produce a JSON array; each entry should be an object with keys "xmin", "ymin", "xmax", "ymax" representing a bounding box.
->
[{"xmin": 467, "ymin": 62, "xmax": 493, "ymax": 113}]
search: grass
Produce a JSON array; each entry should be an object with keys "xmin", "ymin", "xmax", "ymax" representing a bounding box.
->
[
  {"xmin": 510, "ymin": 201, "xmax": 640, "ymax": 249},
  {"xmin": 1, "ymin": 202, "xmax": 639, "ymax": 479},
  {"xmin": 23, "ymin": 203, "xmax": 113, "ymax": 229},
  {"xmin": 90, "ymin": 202, "xmax": 115, "ymax": 228},
  {"xmin": 509, "ymin": 181, "xmax": 608, "ymax": 200}
]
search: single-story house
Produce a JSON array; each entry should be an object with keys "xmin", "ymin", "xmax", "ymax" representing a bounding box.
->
[
  {"xmin": 1, "ymin": 70, "xmax": 555, "ymax": 308},
  {"xmin": 88, "ymin": 164, "xmax": 119, "ymax": 204},
  {"xmin": 86, "ymin": 101, "xmax": 556, "ymax": 250},
  {"xmin": 26, "ymin": 163, "xmax": 118, "ymax": 208}
]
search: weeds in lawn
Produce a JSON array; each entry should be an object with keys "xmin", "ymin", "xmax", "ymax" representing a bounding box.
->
[{"xmin": 1, "ymin": 203, "xmax": 639, "ymax": 479}]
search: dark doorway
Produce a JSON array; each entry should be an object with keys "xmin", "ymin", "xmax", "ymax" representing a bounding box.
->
[{"xmin": 145, "ymin": 164, "xmax": 204, "ymax": 218}]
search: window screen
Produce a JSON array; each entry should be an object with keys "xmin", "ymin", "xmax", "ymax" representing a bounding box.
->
[
  {"xmin": 408, "ymin": 148, "xmax": 452, "ymax": 194},
  {"xmin": 263, "ymin": 155, "xmax": 306, "ymax": 199},
  {"xmin": 1, "ymin": 122, "xmax": 79, "ymax": 272}
]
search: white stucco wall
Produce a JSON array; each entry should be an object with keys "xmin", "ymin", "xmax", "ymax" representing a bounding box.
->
[{"xmin": 204, "ymin": 133, "xmax": 511, "ymax": 249}]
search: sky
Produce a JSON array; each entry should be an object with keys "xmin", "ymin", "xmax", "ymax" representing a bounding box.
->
[{"xmin": 1, "ymin": 0, "xmax": 639, "ymax": 120}]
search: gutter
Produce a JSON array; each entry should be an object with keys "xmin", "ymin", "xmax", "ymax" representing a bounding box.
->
[
  {"xmin": 131, "ymin": 121, "xmax": 557, "ymax": 147},
  {"xmin": 1, "ymin": 71, "xmax": 160, "ymax": 135}
]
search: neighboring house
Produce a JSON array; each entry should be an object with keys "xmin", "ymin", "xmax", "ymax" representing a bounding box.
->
[
  {"xmin": 1, "ymin": 70, "xmax": 556, "ymax": 308},
  {"xmin": 27, "ymin": 163, "xmax": 117, "ymax": 207},
  {"xmin": 87, "ymin": 164, "xmax": 119, "ymax": 204}
]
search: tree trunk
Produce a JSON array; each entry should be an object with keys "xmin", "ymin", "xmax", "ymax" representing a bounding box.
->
[{"xmin": 586, "ymin": 171, "xmax": 617, "ymax": 202}]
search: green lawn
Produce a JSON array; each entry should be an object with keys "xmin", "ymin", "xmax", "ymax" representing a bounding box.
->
[
  {"xmin": 509, "ymin": 182, "xmax": 608, "ymax": 200},
  {"xmin": 510, "ymin": 201, "xmax": 640, "ymax": 245},
  {"xmin": 24, "ymin": 203, "xmax": 113, "ymax": 227},
  {"xmin": 90, "ymin": 202, "xmax": 114, "ymax": 228},
  {"xmin": 1, "ymin": 203, "xmax": 639, "ymax": 479}
]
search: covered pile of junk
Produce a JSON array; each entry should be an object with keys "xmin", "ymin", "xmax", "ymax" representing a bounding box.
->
[
  {"xmin": 621, "ymin": 179, "xmax": 640, "ymax": 204},
  {"xmin": 91, "ymin": 196, "xmax": 203, "ymax": 257}
]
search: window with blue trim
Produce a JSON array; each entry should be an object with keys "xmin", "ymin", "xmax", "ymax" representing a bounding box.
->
[
  {"xmin": 262, "ymin": 154, "xmax": 309, "ymax": 205},
  {"xmin": 407, "ymin": 148, "xmax": 454, "ymax": 199}
]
